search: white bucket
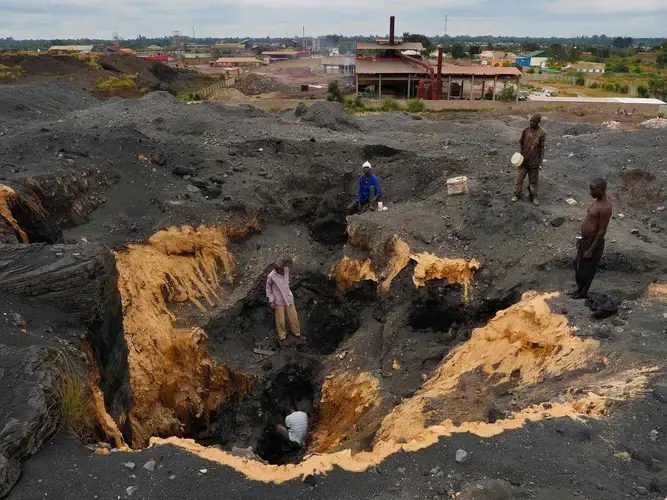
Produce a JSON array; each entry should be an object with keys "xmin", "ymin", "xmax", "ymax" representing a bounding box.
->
[
  {"xmin": 377, "ymin": 201, "xmax": 384, "ymax": 211},
  {"xmin": 511, "ymin": 152, "xmax": 524, "ymax": 167},
  {"xmin": 447, "ymin": 176, "xmax": 469, "ymax": 195}
]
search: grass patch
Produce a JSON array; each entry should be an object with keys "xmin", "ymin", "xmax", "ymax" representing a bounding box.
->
[
  {"xmin": 96, "ymin": 73, "xmax": 138, "ymax": 91},
  {"xmin": 48, "ymin": 349, "xmax": 97, "ymax": 442},
  {"xmin": 73, "ymin": 53, "xmax": 103, "ymax": 71},
  {"xmin": 177, "ymin": 92, "xmax": 202, "ymax": 101},
  {"xmin": 0, "ymin": 63, "xmax": 24, "ymax": 79}
]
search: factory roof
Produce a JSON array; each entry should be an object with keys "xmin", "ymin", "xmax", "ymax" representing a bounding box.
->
[
  {"xmin": 526, "ymin": 96, "xmax": 666, "ymax": 104},
  {"xmin": 356, "ymin": 59, "xmax": 429, "ymax": 74},
  {"xmin": 215, "ymin": 57, "xmax": 265, "ymax": 64},
  {"xmin": 439, "ymin": 65, "xmax": 522, "ymax": 77},
  {"xmin": 48, "ymin": 45, "xmax": 94, "ymax": 52},
  {"xmin": 356, "ymin": 42, "xmax": 424, "ymax": 51}
]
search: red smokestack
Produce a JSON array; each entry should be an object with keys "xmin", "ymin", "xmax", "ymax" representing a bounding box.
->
[
  {"xmin": 389, "ymin": 16, "xmax": 395, "ymax": 45},
  {"xmin": 436, "ymin": 45, "xmax": 443, "ymax": 100}
]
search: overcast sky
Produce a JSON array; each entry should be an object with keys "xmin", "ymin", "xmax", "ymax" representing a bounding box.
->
[{"xmin": 2, "ymin": 0, "xmax": 666, "ymax": 40}]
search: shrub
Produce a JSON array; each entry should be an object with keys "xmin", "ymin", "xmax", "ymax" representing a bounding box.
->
[
  {"xmin": 575, "ymin": 75, "xmax": 586, "ymax": 86},
  {"xmin": 327, "ymin": 81, "xmax": 344, "ymax": 103},
  {"xmin": 343, "ymin": 95, "xmax": 365, "ymax": 113},
  {"xmin": 497, "ymin": 86, "xmax": 517, "ymax": 102},
  {"xmin": 636, "ymin": 85, "xmax": 650, "ymax": 98},
  {"xmin": 95, "ymin": 73, "xmax": 138, "ymax": 91},
  {"xmin": 74, "ymin": 53, "xmax": 102, "ymax": 71},
  {"xmin": 406, "ymin": 98, "xmax": 425, "ymax": 113},
  {"xmin": 589, "ymin": 81, "xmax": 600, "ymax": 89},
  {"xmin": 379, "ymin": 97, "xmax": 400, "ymax": 111},
  {"xmin": 527, "ymin": 67, "xmax": 536, "ymax": 74},
  {"xmin": 605, "ymin": 58, "xmax": 630, "ymax": 73}
]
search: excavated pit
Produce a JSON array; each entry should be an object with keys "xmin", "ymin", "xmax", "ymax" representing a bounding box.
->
[{"xmin": 41, "ymin": 215, "xmax": 650, "ymax": 477}]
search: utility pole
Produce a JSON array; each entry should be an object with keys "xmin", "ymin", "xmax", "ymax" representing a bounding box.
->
[
  {"xmin": 444, "ymin": 15, "xmax": 448, "ymax": 37},
  {"xmin": 192, "ymin": 26, "xmax": 195, "ymax": 39}
]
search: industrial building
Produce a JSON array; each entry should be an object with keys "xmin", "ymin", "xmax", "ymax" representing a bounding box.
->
[
  {"xmin": 322, "ymin": 56, "xmax": 356, "ymax": 75},
  {"xmin": 212, "ymin": 57, "xmax": 266, "ymax": 69},
  {"xmin": 48, "ymin": 45, "xmax": 94, "ymax": 54},
  {"xmin": 355, "ymin": 16, "xmax": 522, "ymax": 100}
]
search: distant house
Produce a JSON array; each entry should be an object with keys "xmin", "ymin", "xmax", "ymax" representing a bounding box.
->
[
  {"xmin": 568, "ymin": 62, "xmax": 605, "ymax": 74},
  {"xmin": 48, "ymin": 45, "xmax": 94, "ymax": 54},
  {"xmin": 526, "ymin": 50, "xmax": 549, "ymax": 68},
  {"xmin": 212, "ymin": 57, "xmax": 265, "ymax": 69}
]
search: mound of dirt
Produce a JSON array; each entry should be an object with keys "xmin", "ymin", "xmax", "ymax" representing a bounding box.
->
[
  {"xmin": 0, "ymin": 53, "xmax": 202, "ymax": 98},
  {"xmin": 209, "ymin": 88, "xmax": 252, "ymax": 104},
  {"xmin": 234, "ymin": 74, "xmax": 289, "ymax": 95},
  {"xmin": 0, "ymin": 82, "xmax": 94, "ymax": 120},
  {"xmin": 300, "ymin": 101, "xmax": 362, "ymax": 131}
]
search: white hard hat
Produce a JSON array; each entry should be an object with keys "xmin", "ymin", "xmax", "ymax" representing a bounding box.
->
[{"xmin": 363, "ymin": 161, "xmax": 372, "ymax": 169}]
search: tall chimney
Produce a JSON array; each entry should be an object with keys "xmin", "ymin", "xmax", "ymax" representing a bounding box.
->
[
  {"xmin": 389, "ymin": 16, "xmax": 395, "ymax": 45},
  {"xmin": 437, "ymin": 45, "xmax": 444, "ymax": 100}
]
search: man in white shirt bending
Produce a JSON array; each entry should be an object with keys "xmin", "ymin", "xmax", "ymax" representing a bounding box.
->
[{"xmin": 276, "ymin": 407, "xmax": 308, "ymax": 449}]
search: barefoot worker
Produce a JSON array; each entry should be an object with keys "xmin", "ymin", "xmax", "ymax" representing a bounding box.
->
[
  {"xmin": 571, "ymin": 178, "xmax": 612, "ymax": 299},
  {"xmin": 513, "ymin": 114, "xmax": 546, "ymax": 206},
  {"xmin": 266, "ymin": 260, "xmax": 301, "ymax": 341},
  {"xmin": 347, "ymin": 161, "xmax": 382, "ymax": 214}
]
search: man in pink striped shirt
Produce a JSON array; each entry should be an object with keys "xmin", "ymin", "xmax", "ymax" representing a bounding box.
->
[{"xmin": 266, "ymin": 260, "xmax": 301, "ymax": 341}]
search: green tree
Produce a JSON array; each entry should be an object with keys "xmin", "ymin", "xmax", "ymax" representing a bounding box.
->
[
  {"xmin": 648, "ymin": 75, "xmax": 667, "ymax": 100},
  {"xmin": 605, "ymin": 58, "xmax": 630, "ymax": 73},
  {"xmin": 402, "ymin": 33, "xmax": 433, "ymax": 51},
  {"xmin": 327, "ymin": 81, "xmax": 344, "ymax": 103},
  {"xmin": 657, "ymin": 51, "xmax": 667, "ymax": 65},
  {"xmin": 636, "ymin": 85, "xmax": 649, "ymax": 98},
  {"xmin": 452, "ymin": 44, "xmax": 466, "ymax": 59},
  {"xmin": 468, "ymin": 45, "xmax": 481, "ymax": 56},
  {"xmin": 497, "ymin": 86, "xmax": 517, "ymax": 102}
]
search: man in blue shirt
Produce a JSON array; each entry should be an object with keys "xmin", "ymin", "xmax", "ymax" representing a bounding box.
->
[{"xmin": 347, "ymin": 161, "xmax": 382, "ymax": 214}]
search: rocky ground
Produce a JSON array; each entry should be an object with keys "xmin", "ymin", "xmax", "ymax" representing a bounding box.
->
[{"xmin": 0, "ymin": 82, "xmax": 666, "ymax": 499}]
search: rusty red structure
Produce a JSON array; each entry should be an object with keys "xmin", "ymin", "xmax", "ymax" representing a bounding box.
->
[{"xmin": 355, "ymin": 16, "xmax": 441, "ymax": 100}]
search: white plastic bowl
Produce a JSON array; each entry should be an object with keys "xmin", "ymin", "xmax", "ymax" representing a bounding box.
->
[{"xmin": 511, "ymin": 152, "xmax": 524, "ymax": 167}]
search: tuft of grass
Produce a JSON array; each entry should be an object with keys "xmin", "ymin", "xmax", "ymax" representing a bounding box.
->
[
  {"xmin": 96, "ymin": 73, "xmax": 138, "ymax": 91},
  {"xmin": 48, "ymin": 349, "xmax": 97, "ymax": 442}
]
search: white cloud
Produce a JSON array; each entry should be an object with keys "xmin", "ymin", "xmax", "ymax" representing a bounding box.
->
[{"xmin": 1, "ymin": 0, "xmax": 665, "ymax": 39}]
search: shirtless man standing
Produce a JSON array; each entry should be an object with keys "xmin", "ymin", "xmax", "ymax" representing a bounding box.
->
[{"xmin": 571, "ymin": 178, "xmax": 612, "ymax": 299}]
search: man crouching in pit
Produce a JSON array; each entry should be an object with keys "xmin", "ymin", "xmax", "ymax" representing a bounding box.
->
[{"xmin": 266, "ymin": 259, "xmax": 301, "ymax": 341}]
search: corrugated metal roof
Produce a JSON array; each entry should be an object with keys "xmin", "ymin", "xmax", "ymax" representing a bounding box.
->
[
  {"xmin": 356, "ymin": 59, "xmax": 429, "ymax": 75},
  {"xmin": 527, "ymin": 96, "xmax": 666, "ymax": 104},
  {"xmin": 439, "ymin": 64, "xmax": 522, "ymax": 77},
  {"xmin": 356, "ymin": 42, "xmax": 424, "ymax": 51},
  {"xmin": 322, "ymin": 56, "xmax": 356, "ymax": 65},
  {"xmin": 215, "ymin": 57, "xmax": 265, "ymax": 64},
  {"xmin": 48, "ymin": 45, "xmax": 94, "ymax": 52},
  {"xmin": 183, "ymin": 53, "xmax": 213, "ymax": 59},
  {"xmin": 261, "ymin": 51, "xmax": 298, "ymax": 56}
]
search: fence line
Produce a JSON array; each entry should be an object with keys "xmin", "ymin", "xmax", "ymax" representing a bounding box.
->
[{"xmin": 197, "ymin": 78, "xmax": 236, "ymax": 99}]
